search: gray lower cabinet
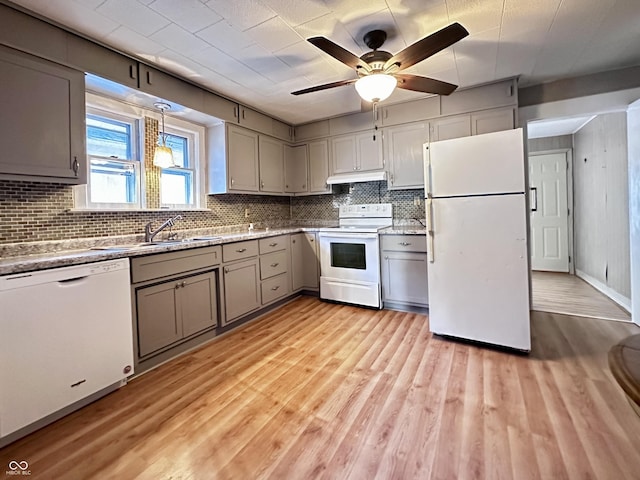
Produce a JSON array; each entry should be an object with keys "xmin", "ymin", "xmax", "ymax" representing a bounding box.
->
[
  {"xmin": 0, "ymin": 44, "xmax": 85, "ymax": 183},
  {"xmin": 380, "ymin": 235, "xmax": 429, "ymax": 307},
  {"xmin": 223, "ymin": 258, "xmax": 260, "ymax": 324},
  {"xmin": 136, "ymin": 271, "xmax": 218, "ymax": 357},
  {"xmin": 290, "ymin": 233, "xmax": 319, "ymax": 291}
]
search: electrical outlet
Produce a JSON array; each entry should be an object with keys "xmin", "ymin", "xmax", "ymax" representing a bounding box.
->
[
  {"xmin": 244, "ymin": 208, "xmax": 250, "ymax": 218},
  {"xmin": 413, "ymin": 197, "xmax": 421, "ymax": 207}
]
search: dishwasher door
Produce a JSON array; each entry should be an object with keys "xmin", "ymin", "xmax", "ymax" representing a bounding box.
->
[{"xmin": 0, "ymin": 259, "xmax": 134, "ymax": 438}]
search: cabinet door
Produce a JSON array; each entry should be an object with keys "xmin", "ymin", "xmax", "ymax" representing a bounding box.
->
[
  {"xmin": 137, "ymin": 281, "xmax": 182, "ymax": 357},
  {"xmin": 440, "ymin": 79, "xmax": 516, "ymax": 116},
  {"xmin": 471, "ymin": 107, "xmax": 515, "ymax": 135},
  {"xmin": 0, "ymin": 45, "xmax": 85, "ymax": 183},
  {"xmin": 284, "ymin": 145, "xmax": 308, "ymax": 193},
  {"xmin": 381, "ymin": 252, "xmax": 429, "ymax": 306},
  {"xmin": 272, "ymin": 119, "xmax": 293, "ymax": 142},
  {"xmin": 239, "ymin": 106, "xmax": 273, "ymax": 134},
  {"xmin": 203, "ymin": 91, "xmax": 239, "ymax": 123},
  {"xmin": 67, "ymin": 34, "xmax": 138, "ymax": 88},
  {"xmin": 381, "ymin": 96, "xmax": 440, "ymax": 126},
  {"xmin": 294, "ymin": 120, "xmax": 330, "ymax": 142},
  {"xmin": 227, "ymin": 125, "xmax": 259, "ymax": 192},
  {"xmin": 259, "ymin": 135, "xmax": 284, "ymax": 193},
  {"xmin": 308, "ymin": 139, "xmax": 331, "ymax": 193},
  {"xmin": 356, "ymin": 132, "xmax": 384, "ymax": 172},
  {"xmin": 223, "ymin": 259, "xmax": 260, "ymax": 324},
  {"xmin": 139, "ymin": 64, "xmax": 204, "ymax": 111},
  {"xmin": 331, "ymin": 135, "xmax": 357, "ymax": 173},
  {"xmin": 290, "ymin": 233, "xmax": 305, "ymax": 291},
  {"xmin": 302, "ymin": 233, "xmax": 319, "ymax": 289},
  {"xmin": 386, "ymin": 122, "xmax": 429, "ymax": 190},
  {"xmin": 431, "ymin": 114, "xmax": 471, "ymax": 141},
  {"xmin": 180, "ymin": 271, "xmax": 218, "ymax": 338}
]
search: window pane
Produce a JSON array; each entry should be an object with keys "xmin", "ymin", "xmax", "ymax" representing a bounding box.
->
[
  {"xmin": 161, "ymin": 170, "xmax": 193, "ymax": 205},
  {"xmin": 90, "ymin": 159, "xmax": 137, "ymax": 203},
  {"xmin": 87, "ymin": 115, "xmax": 132, "ymax": 159},
  {"xmin": 162, "ymin": 133, "xmax": 188, "ymax": 167}
]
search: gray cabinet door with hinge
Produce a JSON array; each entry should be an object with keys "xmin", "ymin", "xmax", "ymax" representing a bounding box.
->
[
  {"xmin": 258, "ymin": 135, "xmax": 284, "ymax": 193},
  {"xmin": 381, "ymin": 252, "xmax": 429, "ymax": 306},
  {"xmin": 0, "ymin": 45, "xmax": 85, "ymax": 183},
  {"xmin": 180, "ymin": 272, "xmax": 218, "ymax": 337},
  {"xmin": 227, "ymin": 125, "xmax": 259, "ymax": 192},
  {"xmin": 284, "ymin": 144, "xmax": 308, "ymax": 193},
  {"xmin": 136, "ymin": 281, "xmax": 182, "ymax": 357},
  {"xmin": 386, "ymin": 121, "xmax": 429, "ymax": 190},
  {"xmin": 223, "ymin": 258, "xmax": 260, "ymax": 324},
  {"xmin": 291, "ymin": 233, "xmax": 319, "ymax": 291},
  {"xmin": 308, "ymin": 140, "xmax": 330, "ymax": 194},
  {"xmin": 356, "ymin": 131, "xmax": 384, "ymax": 172}
]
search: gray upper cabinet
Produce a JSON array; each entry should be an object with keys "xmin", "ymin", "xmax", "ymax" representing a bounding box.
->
[
  {"xmin": 239, "ymin": 106, "xmax": 273, "ymax": 134},
  {"xmin": 440, "ymin": 79, "xmax": 517, "ymax": 116},
  {"xmin": 0, "ymin": 45, "xmax": 86, "ymax": 184},
  {"xmin": 0, "ymin": 3, "xmax": 67, "ymax": 65},
  {"xmin": 381, "ymin": 96, "xmax": 440, "ymax": 126},
  {"xmin": 284, "ymin": 145, "xmax": 308, "ymax": 194},
  {"xmin": 330, "ymin": 111, "xmax": 375, "ymax": 136},
  {"xmin": 272, "ymin": 118, "xmax": 294, "ymax": 142},
  {"xmin": 258, "ymin": 135, "xmax": 284, "ymax": 194},
  {"xmin": 308, "ymin": 139, "xmax": 331, "ymax": 194},
  {"xmin": 471, "ymin": 107, "xmax": 516, "ymax": 135},
  {"xmin": 67, "ymin": 34, "xmax": 138, "ymax": 88},
  {"xmin": 430, "ymin": 114, "xmax": 471, "ymax": 142},
  {"xmin": 228, "ymin": 125, "xmax": 260, "ymax": 192},
  {"xmin": 202, "ymin": 92, "xmax": 239, "ymax": 123},
  {"xmin": 294, "ymin": 120, "xmax": 330, "ymax": 142},
  {"xmin": 139, "ymin": 64, "xmax": 204, "ymax": 111},
  {"xmin": 385, "ymin": 121, "xmax": 429, "ymax": 190}
]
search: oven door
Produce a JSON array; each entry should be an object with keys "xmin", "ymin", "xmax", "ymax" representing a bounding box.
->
[{"xmin": 318, "ymin": 232, "xmax": 380, "ymax": 283}]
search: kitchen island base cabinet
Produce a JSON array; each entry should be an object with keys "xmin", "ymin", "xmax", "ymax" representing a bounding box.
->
[{"xmin": 380, "ymin": 235, "xmax": 429, "ymax": 308}]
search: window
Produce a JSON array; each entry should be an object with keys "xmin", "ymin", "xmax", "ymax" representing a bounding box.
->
[
  {"xmin": 74, "ymin": 93, "xmax": 206, "ymax": 211},
  {"xmin": 159, "ymin": 129, "xmax": 196, "ymax": 208}
]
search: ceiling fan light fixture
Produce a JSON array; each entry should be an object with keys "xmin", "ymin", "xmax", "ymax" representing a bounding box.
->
[{"xmin": 355, "ymin": 73, "xmax": 397, "ymax": 103}]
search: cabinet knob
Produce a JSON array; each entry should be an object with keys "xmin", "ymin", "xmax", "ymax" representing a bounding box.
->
[
  {"xmin": 292, "ymin": 239, "xmax": 296, "ymax": 243},
  {"xmin": 269, "ymin": 242, "xmax": 278, "ymax": 247},
  {"xmin": 236, "ymin": 248, "xmax": 246, "ymax": 253},
  {"xmin": 270, "ymin": 262, "xmax": 279, "ymax": 267},
  {"xmin": 231, "ymin": 178, "xmax": 235, "ymax": 186},
  {"xmin": 271, "ymin": 285, "xmax": 280, "ymax": 291},
  {"xmin": 73, "ymin": 156, "xmax": 79, "ymax": 176},
  {"xmin": 302, "ymin": 184, "xmax": 306, "ymax": 189},
  {"xmin": 181, "ymin": 281, "xmax": 186, "ymax": 287},
  {"xmin": 310, "ymin": 238, "xmax": 314, "ymax": 242},
  {"xmin": 261, "ymin": 180, "xmax": 265, "ymax": 188},
  {"xmin": 399, "ymin": 242, "xmax": 412, "ymax": 246},
  {"xmin": 384, "ymin": 256, "xmax": 389, "ymax": 259},
  {"xmin": 175, "ymin": 283, "xmax": 180, "ymax": 289},
  {"xmin": 224, "ymin": 267, "xmax": 229, "ymax": 273}
]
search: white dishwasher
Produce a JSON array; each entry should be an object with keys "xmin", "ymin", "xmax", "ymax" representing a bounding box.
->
[{"xmin": 0, "ymin": 258, "xmax": 134, "ymax": 443}]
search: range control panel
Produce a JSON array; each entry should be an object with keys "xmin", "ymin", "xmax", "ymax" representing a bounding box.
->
[{"xmin": 339, "ymin": 203, "xmax": 393, "ymax": 219}]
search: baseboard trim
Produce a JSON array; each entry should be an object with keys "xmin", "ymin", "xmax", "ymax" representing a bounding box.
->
[{"xmin": 575, "ymin": 269, "xmax": 632, "ymax": 313}]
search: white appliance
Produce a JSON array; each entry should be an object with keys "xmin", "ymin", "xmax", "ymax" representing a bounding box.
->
[
  {"xmin": 319, "ymin": 204, "xmax": 393, "ymax": 308},
  {"xmin": 424, "ymin": 128, "xmax": 530, "ymax": 351},
  {"xmin": 0, "ymin": 259, "xmax": 134, "ymax": 444}
]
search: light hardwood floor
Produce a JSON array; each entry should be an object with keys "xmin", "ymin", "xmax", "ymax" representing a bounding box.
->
[
  {"xmin": 1, "ymin": 296, "xmax": 639, "ymax": 479},
  {"xmin": 532, "ymin": 271, "xmax": 632, "ymax": 322}
]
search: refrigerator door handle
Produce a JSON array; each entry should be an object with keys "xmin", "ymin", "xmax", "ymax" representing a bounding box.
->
[
  {"xmin": 423, "ymin": 144, "xmax": 432, "ymax": 198},
  {"xmin": 530, "ymin": 187, "xmax": 538, "ymax": 212},
  {"xmin": 426, "ymin": 198, "xmax": 434, "ymax": 263}
]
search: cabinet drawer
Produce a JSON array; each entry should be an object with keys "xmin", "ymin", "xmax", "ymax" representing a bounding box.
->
[
  {"xmin": 260, "ymin": 250, "xmax": 288, "ymax": 280},
  {"xmin": 131, "ymin": 246, "xmax": 221, "ymax": 283},
  {"xmin": 380, "ymin": 234, "xmax": 427, "ymax": 253},
  {"xmin": 259, "ymin": 235, "xmax": 288, "ymax": 254},
  {"xmin": 223, "ymin": 240, "xmax": 259, "ymax": 262},
  {"xmin": 261, "ymin": 274, "xmax": 289, "ymax": 304}
]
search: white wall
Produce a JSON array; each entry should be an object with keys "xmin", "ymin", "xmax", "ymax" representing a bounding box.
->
[
  {"xmin": 628, "ymin": 101, "xmax": 640, "ymax": 325},
  {"xmin": 573, "ymin": 113, "xmax": 631, "ymax": 303}
]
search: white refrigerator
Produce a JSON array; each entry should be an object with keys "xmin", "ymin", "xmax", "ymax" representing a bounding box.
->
[{"xmin": 424, "ymin": 128, "xmax": 530, "ymax": 351}]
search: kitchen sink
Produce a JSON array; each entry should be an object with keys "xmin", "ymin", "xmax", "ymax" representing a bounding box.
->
[{"xmin": 89, "ymin": 237, "xmax": 222, "ymax": 252}]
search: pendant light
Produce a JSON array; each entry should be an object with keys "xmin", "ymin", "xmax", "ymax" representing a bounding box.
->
[{"xmin": 153, "ymin": 102, "xmax": 174, "ymax": 168}]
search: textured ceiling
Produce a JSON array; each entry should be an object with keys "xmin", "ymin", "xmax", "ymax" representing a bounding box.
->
[{"xmin": 9, "ymin": 0, "xmax": 640, "ymax": 125}]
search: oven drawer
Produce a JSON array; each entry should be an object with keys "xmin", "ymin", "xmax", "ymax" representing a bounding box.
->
[
  {"xmin": 259, "ymin": 235, "xmax": 287, "ymax": 254},
  {"xmin": 380, "ymin": 234, "xmax": 427, "ymax": 253},
  {"xmin": 261, "ymin": 274, "xmax": 289, "ymax": 304},
  {"xmin": 260, "ymin": 250, "xmax": 288, "ymax": 280},
  {"xmin": 223, "ymin": 240, "xmax": 258, "ymax": 263}
]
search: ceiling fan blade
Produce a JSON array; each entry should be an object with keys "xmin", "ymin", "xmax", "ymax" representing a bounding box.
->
[
  {"xmin": 291, "ymin": 78, "xmax": 357, "ymax": 96},
  {"xmin": 395, "ymin": 73, "xmax": 458, "ymax": 95},
  {"xmin": 384, "ymin": 22, "xmax": 469, "ymax": 72},
  {"xmin": 308, "ymin": 37, "xmax": 372, "ymax": 72}
]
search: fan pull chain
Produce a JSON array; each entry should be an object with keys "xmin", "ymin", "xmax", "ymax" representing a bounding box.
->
[{"xmin": 373, "ymin": 101, "xmax": 378, "ymax": 141}]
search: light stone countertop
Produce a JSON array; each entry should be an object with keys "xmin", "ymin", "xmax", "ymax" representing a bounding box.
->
[{"xmin": 0, "ymin": 222, "xmax": 427, "ymax": 276}]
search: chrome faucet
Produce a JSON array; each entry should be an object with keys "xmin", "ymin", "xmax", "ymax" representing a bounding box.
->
[{"xmin": 144, "ymin": 215, "xmax": 183, "ymax": 242}]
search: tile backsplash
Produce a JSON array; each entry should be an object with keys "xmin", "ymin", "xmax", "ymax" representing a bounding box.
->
[{"xmin": 0, "ymin": 180, "xmax": 425, "ymax": 244}]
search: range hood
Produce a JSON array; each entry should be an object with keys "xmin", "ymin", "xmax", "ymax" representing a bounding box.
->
[{"xmin": 326, "ymin": 170, "xmax": 387, "ymax": 185}]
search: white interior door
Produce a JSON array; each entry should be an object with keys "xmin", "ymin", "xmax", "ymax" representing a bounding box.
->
[{"xmin": 529, "ymin": 152, "xmax": 570, "ymax": 272}]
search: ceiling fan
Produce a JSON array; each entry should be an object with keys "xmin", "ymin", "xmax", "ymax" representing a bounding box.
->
[{"xmin": 291, "ymin": 23, "xmax": 469, "ymax": 103}]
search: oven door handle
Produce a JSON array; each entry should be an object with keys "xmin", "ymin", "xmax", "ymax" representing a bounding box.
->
[{"xmin": 319, "ymin": 232, "xmax": 379, "ymax": 240}]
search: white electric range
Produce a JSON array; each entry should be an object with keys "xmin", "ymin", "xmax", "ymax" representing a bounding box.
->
[{"xmin": 318, "ymin": 203, "xmax": 393, "ymax": 308}]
